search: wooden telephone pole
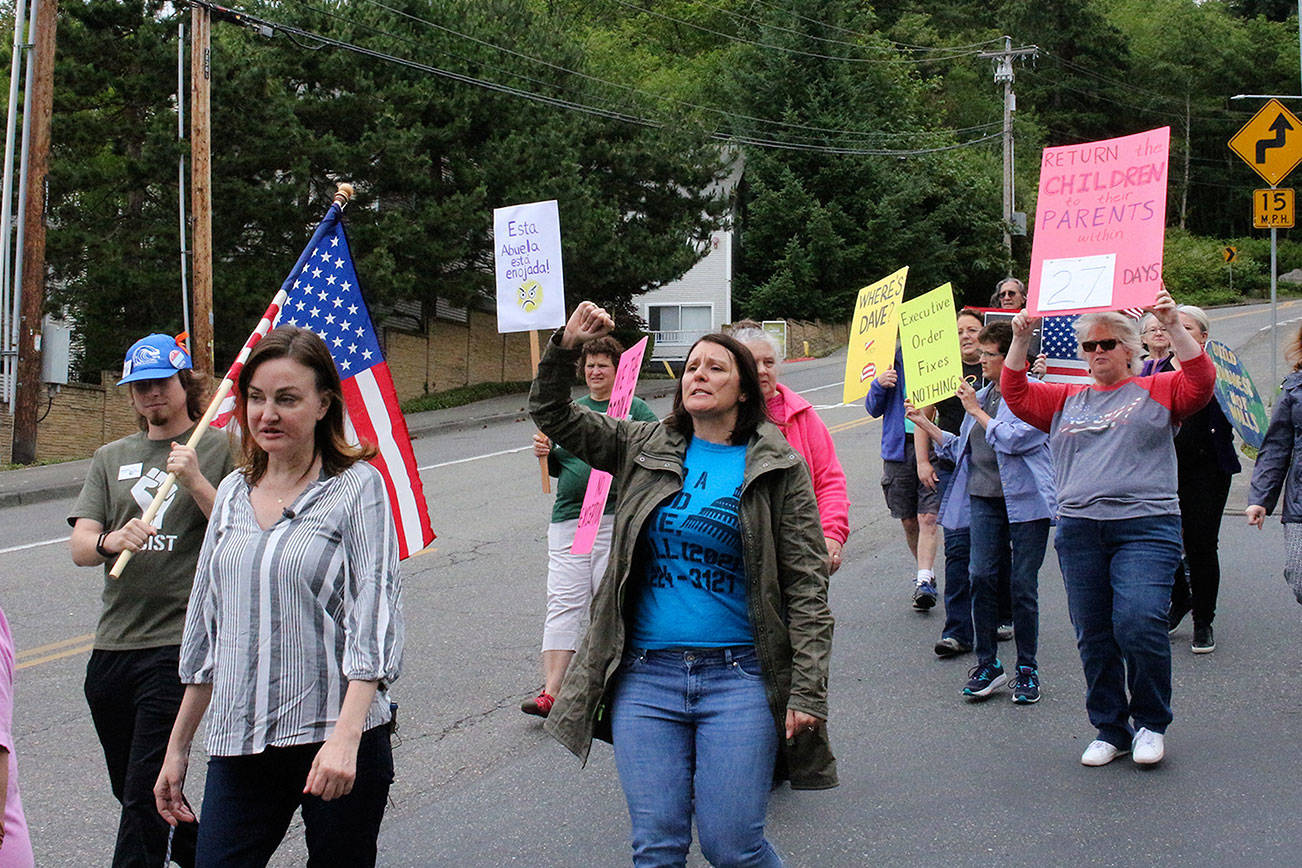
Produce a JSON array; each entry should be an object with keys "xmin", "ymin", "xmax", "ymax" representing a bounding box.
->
[
  {"xmin": 10, "ymin": 0, "xmax": 57, "ymax": 465},
  {"xmin": 189, "ymin": 2, "xmax": 213, "ymax": 377}
]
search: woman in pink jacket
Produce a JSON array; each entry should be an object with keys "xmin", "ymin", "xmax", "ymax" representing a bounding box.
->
[{"xmin": 735, "ymin": 326, "xmax": 850, "ymax": 573}]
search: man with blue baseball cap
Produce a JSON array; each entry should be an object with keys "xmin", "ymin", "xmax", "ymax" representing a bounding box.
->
[{"xmin": 66, "ymin": 333, "xmax": 233, "ymax": 867}]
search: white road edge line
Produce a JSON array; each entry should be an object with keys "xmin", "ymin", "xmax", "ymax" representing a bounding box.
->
[
  {"xmin": 417, "ymin": 446, "xmax": 532, "ymax": 471},
  {"xmin": 0, "ymin": 536, "xmax": 69, "ymax": 556}
]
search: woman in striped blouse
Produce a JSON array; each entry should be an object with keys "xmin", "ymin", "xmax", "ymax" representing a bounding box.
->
[{"xmin": 153, "ymin": 326, "xmax": 404, "ymax": 867}]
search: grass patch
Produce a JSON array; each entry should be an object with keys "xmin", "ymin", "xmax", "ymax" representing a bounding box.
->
[
  {"xmin": 0, "ymin": 456, "xmax": 81, "ymax": 471},
  {"xmin": 400, "ymin": 381, "xmax": 532, "ymax": 414}
]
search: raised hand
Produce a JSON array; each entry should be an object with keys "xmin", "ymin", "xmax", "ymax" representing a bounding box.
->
[{"xmin": 560, "ymin": 301, "xmax": 614, "ymax": 349}]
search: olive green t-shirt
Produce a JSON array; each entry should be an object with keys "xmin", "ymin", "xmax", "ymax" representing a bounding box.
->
[
  {"xmin": 550, "ymin": 395, "xmax": 658, "ymax": 523},
  {"xmin": 68, "ymin": 426, "xmax": 234, "ymax": 650}
]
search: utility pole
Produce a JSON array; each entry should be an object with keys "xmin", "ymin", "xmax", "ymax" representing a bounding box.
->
[
  {"xmin": 11, "ymin": 0, "xmax": 57, "ymax": 465},
  {"xmin": 979, "ymin": 36, "xmax": 1038, "ymax": 263},
  {"xmin": 190, "ymin": 2, "xmax": 213, "ymax": 377}
]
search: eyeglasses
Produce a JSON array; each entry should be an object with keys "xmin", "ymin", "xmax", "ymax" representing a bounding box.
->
[
  {"xmin": 997, "ymin": 291, "xmax": 1020, "ymax": 298},
  {"xmin": 1081, "ymin": 339, "xmax": 1119, "ymax": 353},
  {"xmin": 978, "ymin": 350, "xmax": 1004, "ymax": 359},
  {"xmin": 1142, "ymin": 327, "xmax": 1166, "ymax": 335}
]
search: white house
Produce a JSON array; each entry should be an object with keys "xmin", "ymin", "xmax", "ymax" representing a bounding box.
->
[
  {"xmin": 638, "ymin": 152, "xmax": 742, "ymax": 360},
  {"xmin": 639, "ymin": 228, "xmax": 733, "ymax": 360}
]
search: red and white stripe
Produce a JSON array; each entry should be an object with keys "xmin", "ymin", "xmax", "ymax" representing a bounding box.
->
[
  {"xmin": 210, "ymin": 290, "xmax": 289, "ymax": 430},
  {"xmin": 340, "ymin": 362, "xmax": 434, "ymax": 559},
  {"xmin": 1043, "ymin": 359, "xmax": 1093, "ymax": 386}
]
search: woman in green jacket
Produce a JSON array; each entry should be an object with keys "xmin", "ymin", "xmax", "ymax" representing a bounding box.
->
[{"xmin": 530, "ymin": 302, "xmax": 836, "ymax": 867}]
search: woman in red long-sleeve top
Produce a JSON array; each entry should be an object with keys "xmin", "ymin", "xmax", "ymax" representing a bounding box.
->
[{"xmin": 1002, "ymin": 288, "xmax": 1215, "ymax": 770}]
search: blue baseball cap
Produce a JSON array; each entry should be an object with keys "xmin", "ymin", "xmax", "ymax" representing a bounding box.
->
[{"xmin": 120, "ymin": 334, "xmax": 192, "ymax": 384}]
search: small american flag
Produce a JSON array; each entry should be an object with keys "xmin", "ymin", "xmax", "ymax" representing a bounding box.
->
[
  {"xmin": 212, "ymin": 200, "xmax": 435, "ymax": 559},
  {"xmin": 1042, "ymin": 315, "xmax": 1092, "ymax": 385}
]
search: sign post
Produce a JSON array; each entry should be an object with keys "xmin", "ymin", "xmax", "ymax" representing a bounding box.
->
[
  {"xmin": 1229, "ymin": 100, "xmax": 1302, "ymax": 391},
  {"xmin": 493, "ymin": 199, "xmax": 567, "ymax": 493}
]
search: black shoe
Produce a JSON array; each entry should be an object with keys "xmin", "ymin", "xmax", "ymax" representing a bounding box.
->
[
  {"xmin": 1167, "ymin": 599, "xmax": 1191, "ymax": 635},
  {"xmin": 934, "ymin": 636, "xmax": 972, "ymax": 658},
  {"xmin": 1192, "ymin": 623, "xmax": 1215, "ymax": 654}
]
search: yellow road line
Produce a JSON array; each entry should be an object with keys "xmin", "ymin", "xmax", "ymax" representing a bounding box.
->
[
  {"xmin": 827, "ymin": 417, "xmax": 875, "ymax": 434},
  {"xmin": 409, "ymin": 546, "xmax": 440, "ymax": 558},
  {"xmin": 17, "ymin": 633, "xmax": 95, "ymax": 660},
  {"xmin": 1209, "ymin": 299, "xmax": 1302, "ymax": 322},
  {"xmin": 17, "ymin": 642, "xmax": 94, "ymax": 670}
]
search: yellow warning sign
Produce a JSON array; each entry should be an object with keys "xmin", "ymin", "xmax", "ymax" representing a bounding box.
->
[
  {"xmin": 1254, "ymin": 188, "xmax": 1295, "ymax": 229},
  {"xmin": 1229, "ymin": 99, "xmax": 1302, "ymax": 187}
]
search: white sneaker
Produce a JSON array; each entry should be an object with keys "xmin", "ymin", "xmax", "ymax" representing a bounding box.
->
[
  {"xmin": 1080, "ymin": 739, "xmax": 1128, "ymax": 767},
  {"xmin": 1132, "ymin": 727, "xmax": 1165, "ymax": 765}
]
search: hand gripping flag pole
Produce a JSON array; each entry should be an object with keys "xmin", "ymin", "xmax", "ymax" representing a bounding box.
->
[{"xmin": 110, "ymin": 185, "xmax": 355, "ymax": 578}]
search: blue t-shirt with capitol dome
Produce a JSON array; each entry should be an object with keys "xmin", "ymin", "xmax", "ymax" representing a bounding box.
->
[{"xmin": 629, "ymin": 437, "xmax": 753, "ymax": 649}]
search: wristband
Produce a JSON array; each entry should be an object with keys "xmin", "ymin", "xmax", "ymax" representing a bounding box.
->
[{"xmin": 95, "ymin": 531, "xmax": 113, "ymax": 559}]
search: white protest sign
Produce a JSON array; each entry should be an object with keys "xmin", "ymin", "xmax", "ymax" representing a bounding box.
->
[{"xmin": 493, "ymin": 199, "xmax": 567, "ymax": 333}]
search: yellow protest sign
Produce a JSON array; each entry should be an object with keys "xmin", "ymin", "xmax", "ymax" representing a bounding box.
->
[
  {"xmin": 898, "ymin": 282, "xmax": 963, "ymax": 408},
  {"xmin": 841, "ymin": 266, "xmax": 909, "ymax": 404}
]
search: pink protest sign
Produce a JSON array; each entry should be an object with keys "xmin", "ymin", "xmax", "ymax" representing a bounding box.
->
[
  {"xmin": 1027, "ymin": 127, "xmax": 1170, "ymax": 317},
  {"xmin": 571, "ymin": 336, "xmax": 649, "ymax": 555}
]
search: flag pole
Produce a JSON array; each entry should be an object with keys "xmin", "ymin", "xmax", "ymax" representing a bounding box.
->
[{"xmin": 110, "ymin": 183, "xmax": 355, "ymax": 578}]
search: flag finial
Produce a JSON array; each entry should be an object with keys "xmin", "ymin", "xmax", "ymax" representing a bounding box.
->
[{"xmin": 334, "ymin": 182, "xmax": 355, "ymax": 208}]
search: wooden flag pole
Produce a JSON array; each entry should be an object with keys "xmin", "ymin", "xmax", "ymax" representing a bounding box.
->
[{"xmin": 529, "ymin": 329, "xmax": 550, "ymax": 493}]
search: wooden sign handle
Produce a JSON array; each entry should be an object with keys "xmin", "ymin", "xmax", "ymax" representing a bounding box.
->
[{"xmin": 528, "ymin": 330, "xmax": 550, "ymax": 494}]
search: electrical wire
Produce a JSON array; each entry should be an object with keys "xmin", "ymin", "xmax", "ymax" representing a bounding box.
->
[
  {"xmin": 602, "ymin": 0, "xmax": 990, "ymax": 65},
  {"xmin": 328, "ymin": 0, "xmax": 1004, "ymax": 147},
  {"xmin": 715, "ymin": 0, "xmax": 1008, "ymax": 53},
  {"xmin": 200, "ymin": 0, "xmax": 1005, "ymax": 156}
]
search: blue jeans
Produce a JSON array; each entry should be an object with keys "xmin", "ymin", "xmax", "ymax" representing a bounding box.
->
[
  {"xmin": 969, "ymin": 496, "xmax": 1048, "ymax": 669},
  {"xmin": 1055, "ymin": 515, "xmax": 1182, "ymax": 748},
  {"xmin": 194, "ymin": 726, "xmax": 394, "ymax": 867},
  {"xmin": 935, "ymin": 465, "xmax": 1010, "ymax": 647},
  {"xmin": 611, "ymin": 647, "xmax": 782, "ymax": 868}
]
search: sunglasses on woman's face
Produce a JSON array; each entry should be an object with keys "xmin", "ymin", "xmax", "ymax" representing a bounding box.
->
[{"xmin": 1081, "ymin": 339, "xmax": 1119, "ymax": 353}]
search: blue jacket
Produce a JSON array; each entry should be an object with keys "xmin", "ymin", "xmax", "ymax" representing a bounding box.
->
[
  {"xmin": 865, "ymin": 347, "xmax": 908, "ymax": 463},
  {"xmin": 1248, "ymin": 371, "xmax": 1302, "ymax": 523},
  {"xmin": 934, "ymin": 384, "xmax": 1058, "ymax": 531}
]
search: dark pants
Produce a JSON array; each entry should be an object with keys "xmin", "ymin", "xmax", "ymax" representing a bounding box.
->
[
  {"xmin": 1171, "ymin": 465, "xmax": 1233, "ymax": 628},
  {"xmin": 195, "ymin": 725, "xmax": 394, "ymax": 867},
  {"xmin": 1056, "ymin": 516, "xmax": 1181, "ymax": 748},
  {"xmin": 970, "ymin": 496, "xmax": 1049, "ymax": 669},
  {"xmin": 936, "ymin": 465, "xmax": 1011, "ymax": 646},
  {"xmin": 84, "ymin": 645, "xmax": 198, "ymax": 868}
]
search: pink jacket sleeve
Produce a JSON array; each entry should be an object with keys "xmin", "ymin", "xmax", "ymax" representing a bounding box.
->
[{"xmin": 793, "ymin": 412, "xmax": 850, "ymax": 545}]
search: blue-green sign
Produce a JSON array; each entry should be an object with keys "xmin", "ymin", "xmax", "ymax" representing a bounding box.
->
[{"xmin": 1206, "ymin": 339, "xmax": 1269, "ymax": 459}]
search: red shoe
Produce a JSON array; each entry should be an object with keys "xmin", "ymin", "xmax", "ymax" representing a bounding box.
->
[{"xmin": 521, "ymin": 690, "xmax": 555, "ymax": 717}]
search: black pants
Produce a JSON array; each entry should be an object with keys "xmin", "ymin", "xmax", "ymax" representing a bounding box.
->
[
  {"xmin": 84, "ymin": 645, "xmax": 198, "ymax": 868},
  {"xmin": 1171, "ymin": 464, "xmax": 1233, "ymax": 628},
  {"xmin": 195, "ymin": 725, "xmax": 394, "ymax": 867}
]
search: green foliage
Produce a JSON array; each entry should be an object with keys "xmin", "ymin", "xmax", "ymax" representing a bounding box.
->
[
  {"xmin": 1161, "ymin": 228, "xmax": 1302, "ymax": 305},
  {"xmin": 47, "ymin": 0, "xmax": 724, "ymax": 379}
]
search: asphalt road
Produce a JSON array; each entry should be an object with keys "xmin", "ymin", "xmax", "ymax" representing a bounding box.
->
[{"xmin": 2, "ymin": 301, "xmax": 1301, "ymax": 866}]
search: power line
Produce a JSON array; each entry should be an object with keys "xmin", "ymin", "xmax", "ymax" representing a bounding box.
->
[
  {"xmin": 725, "ymin": 0, "xmax": 1007, "ymax": 54},
  {"xmin": 603, "ymin": 0, "xmax": 989, "ymax": 65},
  {"xmin": 198, "ymin": 1, "xmax": 1006, "ymax": 157},
  {"xmin": 680, "ymin": 0, "xmax": 991, "ymax": 59},
  {"xmin": 348, "ymin": 0, "xmax": 1003, "ymax": 146}
]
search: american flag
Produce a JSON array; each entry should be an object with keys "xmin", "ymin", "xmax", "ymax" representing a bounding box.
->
[
  {"xmin": 213, "ymin": 201, "xmax": 435, "ymax": 559},
  {"xmin": 1041, "ymin": 314, "xmax": 1092, "ymax": 385}
]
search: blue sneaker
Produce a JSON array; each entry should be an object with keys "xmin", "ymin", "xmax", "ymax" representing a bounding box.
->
[
  {"xmin": 912, "ymin": 579, "xmax": 938, "ymax": 611},
  {"xmin": 962, "ymin": 660, "xmax": 1006, "ymax": 698},
  {"xmin": 1011, "ymin": 665, "xmax": 1040, "ymax": 704}
]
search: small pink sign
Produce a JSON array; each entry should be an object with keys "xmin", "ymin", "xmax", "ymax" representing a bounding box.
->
[
  {"xmin": 571, "ymin": 337, "xmax": 649, "ymax": 554},
  {"xmin": 1028, "ymin": 127, "xmax": 1170, "ymax": 316}
]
